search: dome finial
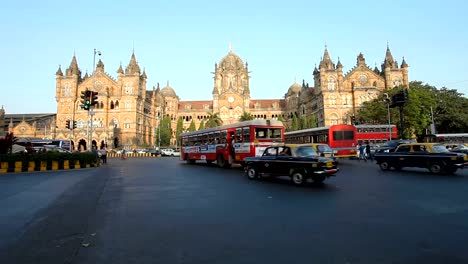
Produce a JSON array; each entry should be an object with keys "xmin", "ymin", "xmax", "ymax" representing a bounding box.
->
[{"xmin": 229, "ymin": 42, "xmax": 233, "ymax": 53}]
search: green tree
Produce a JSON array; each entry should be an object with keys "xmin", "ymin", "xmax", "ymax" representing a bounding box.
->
[
  {"xmin": 198, "ymin": 119, "xmax": 205, "ymax": 130},
  {"xmin": 239, "ymin": 112, "xmax": 254, "ymax": 121},
  {"xmin": 291, "ymin": 113, "xmax": 299, "ymax": 131},
  {"xmin": 299, "ymin": 115, "xmax": 308, "ymax": 129},
  {"xmin": 307, "ymin": 114, "xmax": 317, "ymax": 128},
  {"xmin": 156, "ymin": 116, "xmax": 172, "ymax": 147},
  {"xmin": 175, "ymin": 117, "xmax": 184, "ymax": 147},
  {"xmin": 205, "ymin": 112, "xmax": 223, "ymax": 128},
  {"xmin": 188, "ymin": 120, "xmax": 196, "ymax": 132},
  {"xmin": 356, "ymin": 81, "xmax": 468, "ymax": 139},
  {"xmin": 433, "ymin": 87, "xmax": 468, "ymax": 133}
]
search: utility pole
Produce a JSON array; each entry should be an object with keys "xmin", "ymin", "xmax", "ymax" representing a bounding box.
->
[{"xmin": 430, "ymin": 106, "xmax": 436, "ymax": 134}]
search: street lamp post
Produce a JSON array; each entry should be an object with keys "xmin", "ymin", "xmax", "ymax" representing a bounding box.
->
[
  {"xmin": 383, "ymin": 93, "xmax": 392, "ymax": 141},
  {"xmin": 87, "ymin": 48, "xmax": 101, "ymax": 150}
]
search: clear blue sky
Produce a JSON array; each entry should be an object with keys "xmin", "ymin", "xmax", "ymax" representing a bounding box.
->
[{"xmin": 1, "ymin": 0, "xmax": 467, "ymax": 114}]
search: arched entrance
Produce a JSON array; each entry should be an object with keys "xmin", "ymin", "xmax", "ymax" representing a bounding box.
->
[
  {"xmin": 91, "ymin": 140, "xmax": 98, "ymax": 150},
  {"xmin": 78, "ymin": 139, "xmax": 87, "ymax": 151},
  {"xmin": 114, "ymin": 137, "xmax": 119, "ymax": 148}
]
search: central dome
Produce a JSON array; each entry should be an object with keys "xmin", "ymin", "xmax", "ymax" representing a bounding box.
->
[
  {"xmin": 161, "ymin": 82, "xmax": 177, "ymax": 97},
  {"xmin": 287, "ymin": 82, "xmax": 302, "ymax": 95},
  {"xmin": 219, "ymin": 50, "xmax": 244, "ymax": 70}
]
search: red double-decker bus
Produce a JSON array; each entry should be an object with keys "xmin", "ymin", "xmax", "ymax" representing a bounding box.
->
[
  {"xmin": 284, "ymin": 124, "xmax": 357, "ymax": 158},
  {"xmin": 355, "ymin": 124, "xmax": 397, "ymax": 145},
  {"xmin": 180, "ymin": 119, "xmax": 284, "ymax": 168}
]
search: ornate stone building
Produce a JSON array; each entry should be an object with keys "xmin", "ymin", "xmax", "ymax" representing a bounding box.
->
[
  {"xmin": 284, "ymin": 45, "xmax": 409, "ymax": 127},
  {"xmin": 54, "ymin": 52, "xmax": 158, "ymax": 150},
  {"xmin": 5, "ymin": 44, "xmax": 408, "ymax": 149}
]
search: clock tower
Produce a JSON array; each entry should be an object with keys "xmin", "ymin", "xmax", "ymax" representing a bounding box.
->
[{"xmin": 212, "ymin": 46, "xmax": 251, "ymax": 124}]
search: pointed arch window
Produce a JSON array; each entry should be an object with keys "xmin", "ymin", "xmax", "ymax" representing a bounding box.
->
[
  {"xmin": 115, "ymin": 101, "xmax": 120, "ymax": 109},
  {"xmin": 124, "ymin": 118, "xmax": 131, "ymax": 129},
  {"xmin": 327, "ymin": 76, "xmax": 336, "ymax": 91},
  {"xmin": 329, "ymin": 113, "xmax": 339, "ymax": 125},
  {"xmin": 110, "ymin": 101, "xmax": 115, "ymax": 109},
  {"xmin": 110, "ymin": 118, "xmax": 119, "ymax": 128}
]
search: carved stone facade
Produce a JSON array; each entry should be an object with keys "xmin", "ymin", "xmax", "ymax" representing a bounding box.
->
[
  {"xmin": 4, "ymin": 45, "xmax": 408, "ymax": 148},
  {"xmin": 299, "ymin": 46, "xmax": 409, "ymax": 126}
]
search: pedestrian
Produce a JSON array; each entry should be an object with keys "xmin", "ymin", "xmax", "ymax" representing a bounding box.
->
[
  {"xmin": 365, "ymin": 142, "xmax": 372, "ymax": 161},
  {"xmin": 121, "ymin": 149, "xmax": 127, "ymax": 160},
  {"xmin": 229, "ymin": 132, "xmax": 236, "ymax": 163},
  {"xmin": 100, "ymin": 146, "xmax": 108, "ymax": 164},
  {"xmin": 359, "ymin": 143, "xmax": 366, "ymax": 161}
]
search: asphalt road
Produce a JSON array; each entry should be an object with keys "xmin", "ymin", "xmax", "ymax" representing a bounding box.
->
[{"xmin": 1, "ymin": 157, "xmax": 468, "ymax": 264}]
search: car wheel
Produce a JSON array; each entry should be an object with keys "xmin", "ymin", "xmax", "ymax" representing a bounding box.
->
[
  {"xmin": 217, "ymin": 155, "xmax": 226, "ymax": 168},
  {"xmin": 291, "ymin": 171, "xmax": 306, "ymax": 186},
  {"xmin": 246, "ymin": 167, "xmax": 257, "ymax": 180},
  {"xmin": 379, "ymin": 161, "xmax": 390, "ymax": 171},
  {"xmin": 429, "ymin": 163, "xmax": 443, "ymax": 174}
]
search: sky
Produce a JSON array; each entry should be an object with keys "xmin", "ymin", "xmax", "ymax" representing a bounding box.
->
[{"xmin": 1, "ymin": 0, "xmax": 467, "ymax": 114}]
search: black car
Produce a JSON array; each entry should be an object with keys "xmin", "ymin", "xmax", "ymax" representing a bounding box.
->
[
  {"xmin": 374, "ymin": 143, "xmax": 468, "ymax": 174},
  {"xmin": 374, "ymin": 139, "xmax": 416, "ymax": 153},
  {"xmin": 243, "ymin": 144, "xmax": 339, "ymax": 185}
]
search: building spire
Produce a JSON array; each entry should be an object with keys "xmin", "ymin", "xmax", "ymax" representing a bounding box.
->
[
  {"xmin": 229, "ymin": 42, "xmax": 233, "ymax": 53},
  {"xmin": 125, "ymin": 51, "xmax": 140, "ymax": 74},
  {"xmin": 382, "ymin": 43, "xmax": 396, "ymax": 69},
  {"xmin": 66, "ymin": 53, "xmax": 81, "ymax": 76},
  {"xmin": 319, "ymin": 45, "xmax": 335, "ymax": 70}
]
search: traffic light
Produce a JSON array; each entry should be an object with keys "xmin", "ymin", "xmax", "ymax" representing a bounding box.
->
[
  {"xmin": 72, "ymin": 120, "xmax": 77, "ymax": 129},
  {"xmin": 90, "ymin": 91, "xmax": 98, "ymax": 106},
  {"xmin": 80, "ymin": 90, "xmax": 91, "ymax": 110},
  {"xmin": 351, "ymin": 115, "xmax": 356, "ymax": 125},
  {"xmin": 65, "ymin": 119, "xmax": 70, "ymax": 129},
  {"xmin": 403, "ymin": 89, "xmax": 409, "ymax": 101}
]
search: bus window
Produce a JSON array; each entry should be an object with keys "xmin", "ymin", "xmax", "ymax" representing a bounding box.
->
[
  {"xmin": 214, "ymin": 131, "xmax": 220, "ymax": 144},
  {"xmin": 255, "ymin": 128, "xmax": 267, "ymax": 139},
  {"xmin": 236, "ymin": 128, "xmax": 242, "ymax": 142},
  {"xmin": 242, "ymin": 127, "xmax": 250, "ymax": 142},
  {"xmin": 269, "ymin": 128, "xmax": 282, "ymax": 139},
  {"xmin": 220, "ymin": 130, "xmax": 227, "ymax": 144}
]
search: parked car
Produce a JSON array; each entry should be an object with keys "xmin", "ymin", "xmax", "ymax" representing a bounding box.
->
[
  {"xmin": 148, "ymin": 149, "xmax": 161, "ymax": 156},
  {"xmin": 243, "ymin": 144, "xmax": 339, "ymax": 185},
  {"xmin": 374, "ymin": 143, "xmax": 468, "ymax": 174},
  {"xmin": 161, "ymin": 148, "xmax": 180, "ymax": 157}
]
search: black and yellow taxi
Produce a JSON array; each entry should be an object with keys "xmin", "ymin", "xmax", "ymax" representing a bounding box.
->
[
  {"xmin": 243, "ymin": 144, "xmax": 338, "ymax": 185},
  {"xmin": 374, "ymin": 143, "xmax": 468, "ymax": 174}
]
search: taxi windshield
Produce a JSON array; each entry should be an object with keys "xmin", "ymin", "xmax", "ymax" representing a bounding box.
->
[
  {"xmin": 295, "ymin": 146, "xmax": 318, "ymax": 157},
  {"xmin": 316, "ymin": 144, "xmax": 333, "ymax": 152},
  {"xmin": 432, "ymin": 144, "xmax": 450, "ymax": 153}
]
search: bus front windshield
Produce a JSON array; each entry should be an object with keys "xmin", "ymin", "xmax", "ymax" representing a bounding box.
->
[{"xmin": 255, "ymin": 128, "xmax": 282, "ymax": 140}]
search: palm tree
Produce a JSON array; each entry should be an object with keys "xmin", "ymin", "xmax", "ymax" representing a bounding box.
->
[
  {"xmin": 239, "ymin": 111, "xmax": 254, "ymax": 121},
  {"xmin": 205, "ymin": 112, "xmax": 223, "ymax": 128}
]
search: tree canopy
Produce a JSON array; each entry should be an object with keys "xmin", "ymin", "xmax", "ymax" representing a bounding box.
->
[
  {"xmin": 205, "ymin": 112, "xmax": 223, "ymax": 128},
  {"xmin": 239, "ymin": 112, "xmax": 254, "ymax": 121},
  {"xmin": 356, "ymin": 81, "xmax": 468, "ymax": 139}
]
